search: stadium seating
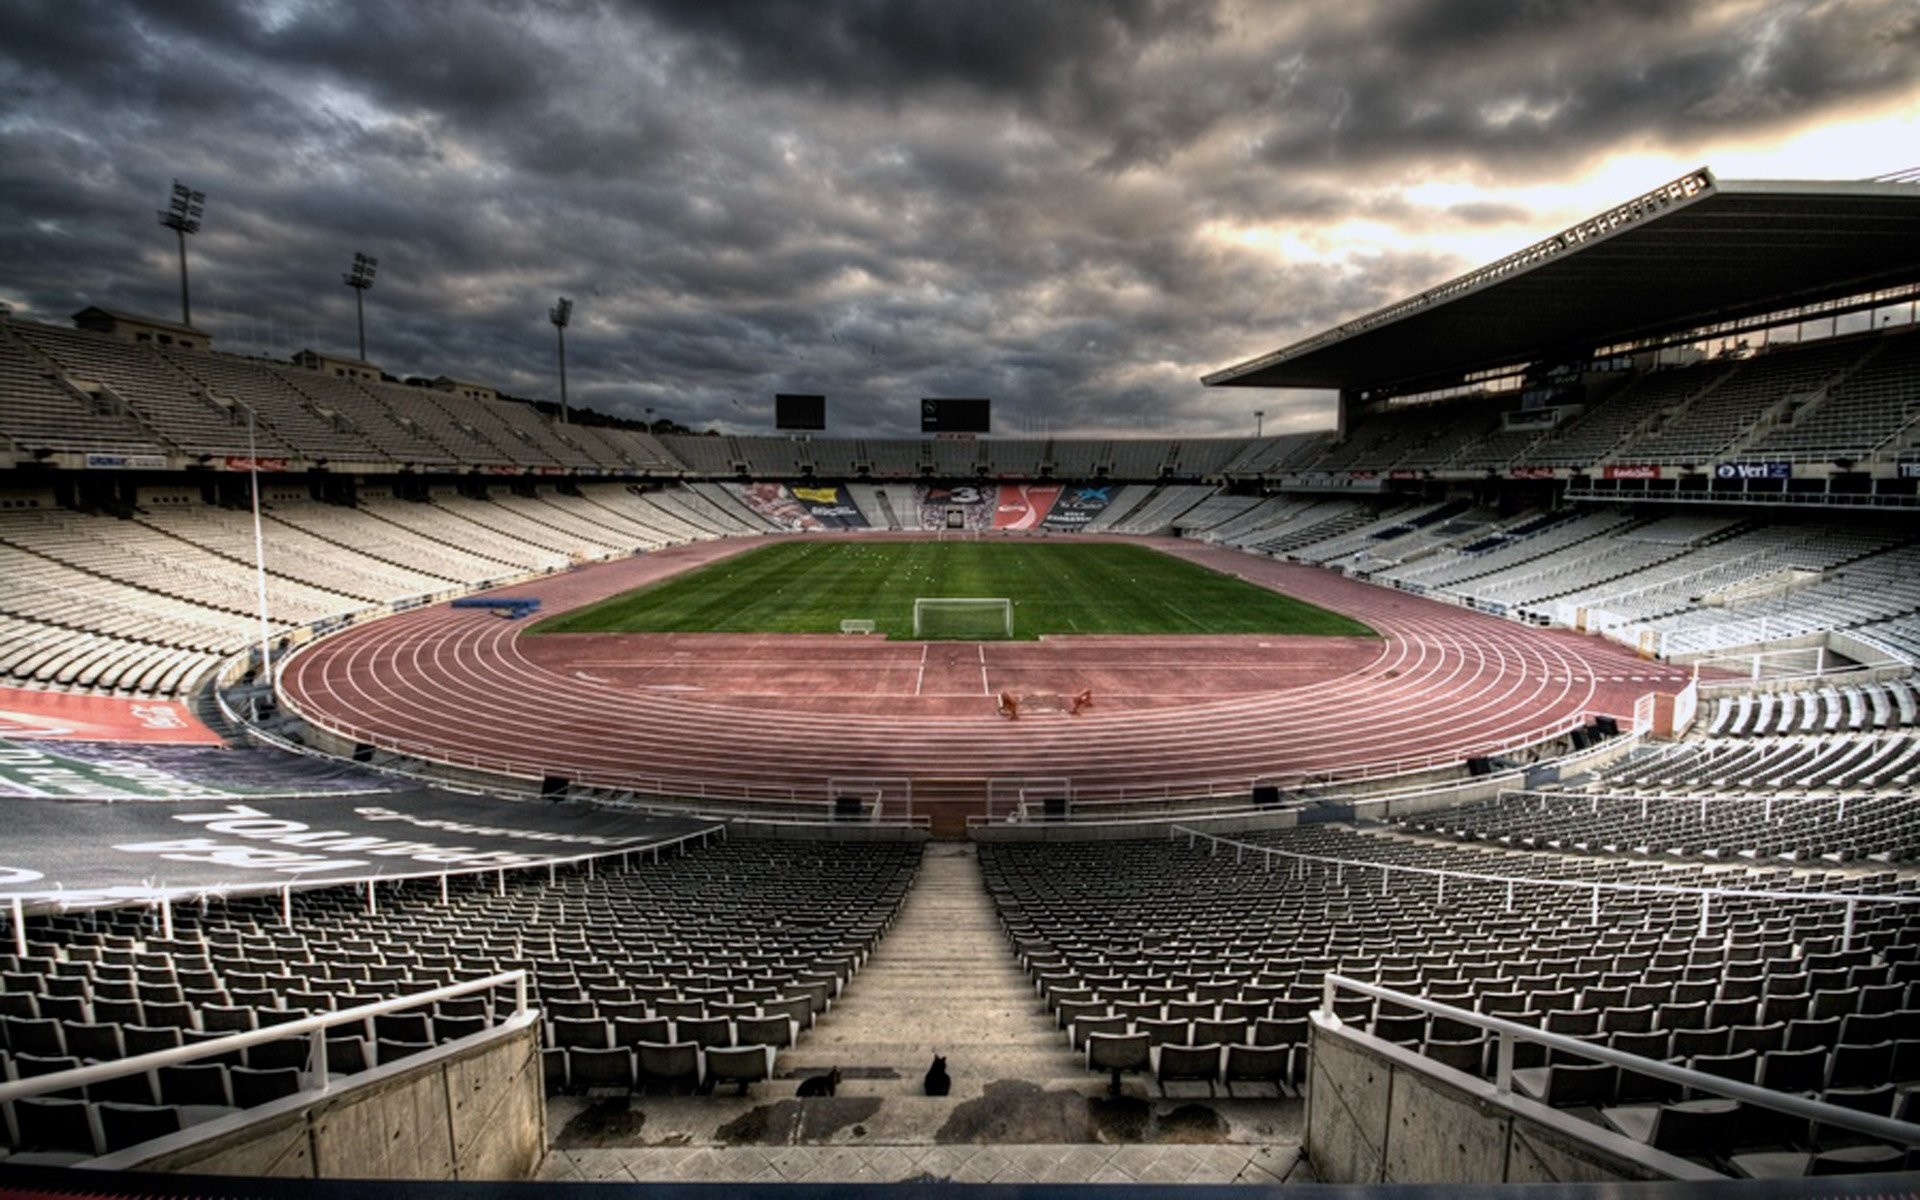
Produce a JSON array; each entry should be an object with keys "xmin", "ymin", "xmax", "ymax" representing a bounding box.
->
[
  {"xmin": 2, "ymin": 833, "xmax": 917, "ymax": 1160},
  {"xmin": 982, "ymin": 823, "xmax": 1919, "ymax": 1159}
]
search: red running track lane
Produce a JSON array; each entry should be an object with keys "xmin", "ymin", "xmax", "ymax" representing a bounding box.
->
[{"xmin": 279, "ymin": 536, "xmax": 1693, "ymax": 814}]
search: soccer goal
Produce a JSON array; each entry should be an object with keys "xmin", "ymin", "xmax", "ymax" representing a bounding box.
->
[{"xmin": 912, "ymin": 597, "xmax": 1014, "ymax": 640}]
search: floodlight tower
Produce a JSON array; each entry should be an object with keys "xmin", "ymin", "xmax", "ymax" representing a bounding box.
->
[
  {"xmin": 343, "ymin": 252, "xmax": 378, "ymax": 361},
  {"xmin": 550, "ymin": 297, "xmax": 573, "ymax": 424},
  {"xmin": 1254, "ymin": 409, "xmax": 1266, "ymax": 438},
  {"xmin": 157, "ymin": 180, "xmax": 206, "ymax": 327}
]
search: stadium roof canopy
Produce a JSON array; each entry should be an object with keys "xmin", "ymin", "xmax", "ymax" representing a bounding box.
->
[{"xmin": 1204, "ymin": 168, "xmax": 1920, "ymax": 397}]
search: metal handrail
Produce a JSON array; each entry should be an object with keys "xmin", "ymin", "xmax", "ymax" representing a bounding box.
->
[
  {"xmin": 1319, "ymin": 973, "xmax": 1920, "ymax": 1148},
  {"xmin": 1171, "ymin": 825, "xmax": 1920, "ymax": 945},
  {"xmin": 0, "ymin": 969, "xmax": 531, "ymax": 1106}
]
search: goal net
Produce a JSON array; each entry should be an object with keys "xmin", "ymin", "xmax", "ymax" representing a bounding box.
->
[{"xmin": 912, "ymin": 597, "xmax": 1014, "ymax": 640}]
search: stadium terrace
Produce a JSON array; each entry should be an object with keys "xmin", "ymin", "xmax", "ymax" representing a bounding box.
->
[{"xmin": 1, "ymin": 169, "xmax": 1920, "ymax": 1196}]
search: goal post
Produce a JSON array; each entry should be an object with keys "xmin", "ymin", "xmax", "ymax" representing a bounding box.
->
[{"xmin": 912, "ymin": 597, "xmax": 1014, "ymax": 640}]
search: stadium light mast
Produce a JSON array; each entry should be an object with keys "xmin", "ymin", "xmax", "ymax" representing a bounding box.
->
[
  {"xmin": 230, "ymin": 400, "xmax": 274, "ymax": 691},
  {"xmin": 343, "ymin": 252, "xmax": 378, "ymax": 361},
  {"xmin": 1254, "ymin": 409, "xmax": 1266, "ymax": 438},
  {"xmin": 157, "ymin": 180, "xmax": 206, "ymax": 327},
  {"xmin": 549, "ymin": 296, "xmax": 573, "ymax": 424}
]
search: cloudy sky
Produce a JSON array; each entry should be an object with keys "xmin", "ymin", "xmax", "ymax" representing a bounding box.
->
[{"xmin": 3, "ymin": 1, "xmax": 1917, "ymax": 438}]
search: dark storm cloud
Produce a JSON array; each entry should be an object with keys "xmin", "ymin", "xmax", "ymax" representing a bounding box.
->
[{"xmin": 1, "ymin": 0, "xmax": 1916, "ymax": 440}]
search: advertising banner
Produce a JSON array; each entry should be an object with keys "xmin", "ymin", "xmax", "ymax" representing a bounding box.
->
[
  {"xmin": 1713, "ymin": 462, "xmax": 1791, "ymax": 480},
  {"xmin": 993, "ymin": 483, "xmax": 1062, "ymax": 530},
  {"xmin": 791, "ymin": 484, "xmax": 870, "ymax": 530},
  {"xmin": 1040, "ymin": 484, "xmax": 1114, "ymax": 531},
  {"xmin": 0, "ymin": 686, "xmax": 221, "ymax": 745}
]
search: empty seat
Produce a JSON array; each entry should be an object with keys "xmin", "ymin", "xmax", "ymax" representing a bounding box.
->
[
  {"xmin": 95, "ymin": 1101, "xmax": 184, "ymax": 1153},
  {"xmin": 565, "ymin": 1046, "xmax": 635, "ymax": 1093},
  {"xmin": 1223, "ymin": 1043, "xmax": 1290, "ymax": 1096},
  {"xmin": 10, "ymin": 1096, "xmax": 99, "ymax": 1159},
  {"xmin": 704, "ymin": 1044, "xmax": 775, "ymax": 1096},
  {"xmin": 674, "ymin": 1016, "xmax": 733, "ymax": 1050},
  {"xmin": 60, "ymin": 1021, "xmax": 123, "ymax": 1062},
  {"xmin": 228, "ymin": 1065, "xmax": 300, "ymax": 1108},
  {"xmin": 1601, "ymin": 1098, "xmax": 1740, "ymax": 1163},
  {"xmin": 1512, "ymin": 1061, "xmax": 1616, "ymax": 1108},
  {"xmin": 732, "ymin": 1015, "xmax": 796, "ymax": 1051},
  {"xmin": 1085, "ymin": 1031, "xmax": 1152, "ymax": 1095},
  {"xmin": 635, "ymin": 1041, "xmax": 703, "ymax": 1092},
  {"xmin": 1155, "ymin": 1042, "xmax": 1222, "ymax": 1097},
  {"xmin": 156, "ymin": 1062, "xmax": 230, "ymax": 1109},
  {"xmin": 547, "ymin": 1015, "xmax": 611, "ymax": 1050},
  {"xmin": 1421, "ymin": 1037, "xmax": 1485, "ymax": 1077},
  {"xmin": 611, "ymin": 1016, "xmax": 674, "ymax": 1048}
]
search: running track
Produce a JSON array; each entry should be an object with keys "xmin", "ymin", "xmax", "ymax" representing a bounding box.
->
[{"xmin": 279, "ymin": 536, "xmax": 1693, "ymax": 823}]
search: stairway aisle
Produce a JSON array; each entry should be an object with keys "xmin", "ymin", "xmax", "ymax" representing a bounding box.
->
[
  {"xmin": 791, "ymin": 841, "xmax": 1083, "ymax": 1102},
  {"xmin": 543, "ymin": 839, "xmax": 1308, "ymax": 1184}
]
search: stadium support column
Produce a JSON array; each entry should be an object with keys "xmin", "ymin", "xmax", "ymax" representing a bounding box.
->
[{"xmin": 1336, "ymin": 388, "xmax": 1356, "ymax": 441}]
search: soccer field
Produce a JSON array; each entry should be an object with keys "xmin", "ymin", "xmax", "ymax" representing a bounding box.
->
[{"xmin": 533, "ymin": 540, "xmax": 1376, "ymax": 640}]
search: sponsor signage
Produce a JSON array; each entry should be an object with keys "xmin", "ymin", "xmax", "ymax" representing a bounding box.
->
[
  {"xmin": 1346, "ymin": 471, "xmax": 1377, "ymax": 481},
  {"xmin": 1603, "ymin": 464, "xmax": 1660, "ymax": 480},
  {"xmin": 992, "ymin": 484, "xmax": 1062, "ymax": 531},
  {"xmin": 1387, "ymin": 469, "xmax": 1420, "ymax": 481},
  {"xmin": 84, "ymin": 453, "xmax": 168, "ymax": 470},
  {"xmin": 1509, "ymin": 466, "xmax": 1557, "ymax": 479},
  {"xmin": 1041, "ymin": 485, "xmax": 1113, "ymax": 530},
  {"xmin": 1502, "ymin": 409, "xmax": 1559, "ymax": 430},
  {"xmin": 791, "ymin": 484, "xmax": 869, "ymax": 529},
  {"xmin": 1713, "ymin": 461, "xmax": 1790, "ymax": 480},
  {"xmin": 0, "ymin": 795, "xmax": 700, "ymax": 899},
  {"xmin": 1899, "ymin": 463, "xmax": 1920, "ymax": 479},
  {"xmin": 224, "ymin": 456, "xmax": 290, "ymax": 472},
  {"xmin": 0, "ymin": 687, "xmax": 222, "ymax": 745},
  {"xmin": 484, "ymin": 465, "xmax": 521, "ymax": 475}
]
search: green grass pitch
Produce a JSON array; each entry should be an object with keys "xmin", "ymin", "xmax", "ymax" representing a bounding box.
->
[{"xmin": 532, "ymin": 540, "xmax": 1376, "ymax": 640}]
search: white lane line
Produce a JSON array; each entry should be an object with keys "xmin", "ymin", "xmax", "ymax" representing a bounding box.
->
[
  {"xmin": 915, "ymin": 644, "xmax": 929, "ymax": 697},
  {"xmin": 979, "ymin": 644, "xmax": 990, "ymax": 695}
]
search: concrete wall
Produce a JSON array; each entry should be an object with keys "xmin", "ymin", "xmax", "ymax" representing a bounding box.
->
[
  {"xmin": 107, "ymin": 1021, "xmax": 544, "ymax": 1181},
  {"xmin": 1304, "ymin": 1014, "xmax": 1720, "ymax": 1186}
]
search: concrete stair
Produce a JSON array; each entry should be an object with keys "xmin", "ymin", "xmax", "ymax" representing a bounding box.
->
[{"xmin": 784, "ymin": 841, "xmax": 1087, "ymax": 1099}]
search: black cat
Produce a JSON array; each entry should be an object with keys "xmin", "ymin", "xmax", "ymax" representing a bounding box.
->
[
  {"xmin": 796, "ymin": 1067, "xmax": 841, "ymax": 1098},
  {"xmin": 923, "ymin": 1054, "xmax": 951, "ymax": 1097}
]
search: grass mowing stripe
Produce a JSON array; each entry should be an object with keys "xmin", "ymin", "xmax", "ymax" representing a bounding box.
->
[{"xmin": 531, "ymin": 540, "xmax": 1375, "ymax": 640}]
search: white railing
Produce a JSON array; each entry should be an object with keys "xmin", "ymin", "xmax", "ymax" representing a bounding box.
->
[
  {"xmin": 3, "ymin": 821, "xmax": 724, "ymax": 926},
  {"xmin": 1170, "ymin": 826, "xmax": 1920, "ymax": 945},
  {"xmin": 1318, "ymin": 974, "xmax": 1920, "ymax": 1150},
  {"xmin": 0, "ymin": 970, "xmax": 531, "ymax": 1110},
  {"xmin": 1492, "ymin": 787, "xmax": 1894, "ymax": 826}
]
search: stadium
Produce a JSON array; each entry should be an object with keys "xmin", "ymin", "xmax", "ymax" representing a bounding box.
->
[{"xmin": 3, "ymin": 160, "xmax": 1920, "ymax": 1200}]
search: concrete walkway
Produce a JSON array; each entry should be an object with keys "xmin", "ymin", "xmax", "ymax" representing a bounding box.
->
[{"xmin": 541, "ymin": 842, "xmax": 1308, "ymax": 1185}]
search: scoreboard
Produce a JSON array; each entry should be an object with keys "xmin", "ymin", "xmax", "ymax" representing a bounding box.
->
[{"xmin": 921, "ymin": 398, "xmax": 990, "ymax": 434}]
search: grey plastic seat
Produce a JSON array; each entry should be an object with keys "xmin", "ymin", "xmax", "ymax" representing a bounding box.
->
[
  {"xmin": 1086, "ymin": 1030, "xmax": 1152, "ymax": 1096},
  {"xmin": 635, "ymin": 1040, "xmax": 703, "ymax": 1092},
  {"xmin": 1222, "ymin": 1043, "xmax": 1290, "ymax": 1096},
  {"xmin": 1600, "ymin": 1098, "xmax": 1740, "ymax": 1162},
  {"xmin": 1155, "ymin": 1042, "xmax": 1223, "ymax": 1097},
  {"xmin": 704, "ymin": 1044, "xmax": 775, "ymax": 1096}
]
